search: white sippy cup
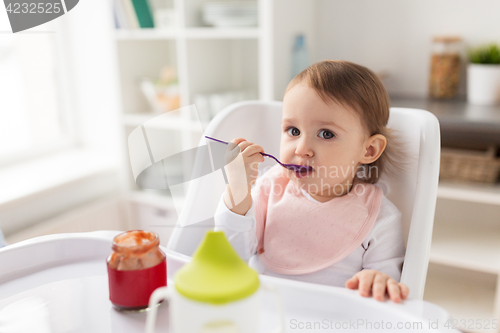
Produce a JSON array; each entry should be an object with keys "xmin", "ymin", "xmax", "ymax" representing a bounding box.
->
[{"xmin": 145, "ymin": 231, "xmax": 284, "ymax": 333}]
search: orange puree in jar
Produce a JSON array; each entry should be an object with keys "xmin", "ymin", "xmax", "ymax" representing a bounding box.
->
[
  {"xmin": 107, "ymin": 230, "xmax": 165, "ymax": 271},
  {"xmin": 107, "ymin": 230, "xmax": 167, "ymax": 310}
]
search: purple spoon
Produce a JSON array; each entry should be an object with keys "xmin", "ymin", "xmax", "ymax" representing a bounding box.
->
[{"xmin": 205, "ymin": 135, "xmax": 313, "ymax": 173}]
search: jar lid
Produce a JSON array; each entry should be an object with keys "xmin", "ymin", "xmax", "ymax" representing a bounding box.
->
[
  {"xmin": 433, "ymin": 36, "xmax": 462, "ymax": 43},
  {"xmin": 174, "ymin": 231, "xmax": 260, "ymax": 304}
]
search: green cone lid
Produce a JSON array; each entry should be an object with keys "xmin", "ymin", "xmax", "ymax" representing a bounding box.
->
[{"xmin": 174, "ymin": 231, "xmax": 260, "ymax": 304}]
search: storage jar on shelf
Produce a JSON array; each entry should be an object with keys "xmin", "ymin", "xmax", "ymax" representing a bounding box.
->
[{"xmin": 429, "ymin": 36, "xmax": 462, "ymax": 99}]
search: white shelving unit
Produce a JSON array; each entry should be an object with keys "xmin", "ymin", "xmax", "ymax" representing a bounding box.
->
[
  {"xmin": 115, "ymin": 0, "xmax": 272, "ymax": 204},
  {"xmin": 112, "ymin": 0, "xmax": 317, "ymax": 231},
  {"xmin": 424, "ymin": 181, "xmax": 500, "ymax": 333},
  {"xmin": 389, "ymin": 98, "xmax": 500, "ymax": 332}
]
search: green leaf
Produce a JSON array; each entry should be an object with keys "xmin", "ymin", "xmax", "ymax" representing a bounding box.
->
[{"xmin": 468, "ymin": 44, "xmax": 500, "ymax": 64}]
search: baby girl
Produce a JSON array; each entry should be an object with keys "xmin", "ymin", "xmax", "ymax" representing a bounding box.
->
[{"xmin": 214, "ymin": 60, "xmax": 408, "ymax": 303}]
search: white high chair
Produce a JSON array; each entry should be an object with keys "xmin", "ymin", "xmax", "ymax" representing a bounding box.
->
[{"xmin": 167, "ymin": 101, "xmax": 441, "ymax": 300}]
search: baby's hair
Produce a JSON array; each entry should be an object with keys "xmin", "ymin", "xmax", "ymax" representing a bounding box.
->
[{"xmin": 285, "ymin": 60, "xmax": 405, "ymax": 183}]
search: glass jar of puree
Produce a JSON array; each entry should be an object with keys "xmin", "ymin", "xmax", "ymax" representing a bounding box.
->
[{"xmin": 107, "ymin": 230, "xmax": 167, "ymax": 310}]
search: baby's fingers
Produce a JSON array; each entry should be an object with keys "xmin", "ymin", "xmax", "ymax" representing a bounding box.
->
[
  {"xmin": 387, "ymin": 279, "xmax": 402, "ymax": 303},
  {"xmin": 230, "ymin": 137, "xmax": 246, "ymax": 145},
  {"xmin": 237, "ymin": 140, "xmax": 254, "ymax": 152},
  {"xmin": 226, "ymin": 138, "xmax": 245, "ymax": 157},
  {"xmin": 242, "ymin": 144, "xmax": 265, "ymax": 159},
  {"xmin": 358, "ymin": 272, "xmax": 375, "ymax": 297},
  {"xmin": 227, "ymin": 138, "xmax": 254, "ymax": 158},
  {"xmin": 227, "ymin": 138, "xmax": 246, "ymax": 149},
  {"xmin": 372, "ymin": 274, "xmax": 389, "ymax": 301},
  {"xmin": 399, "ymin": 283, "xmax": 409, "ymax": 300},
  {"xmin": 345, "ymin": 275, "xmax": 360, "ymax": 290}
]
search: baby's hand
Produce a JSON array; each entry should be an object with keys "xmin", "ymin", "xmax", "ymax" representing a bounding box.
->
[
  {"xmin": 345, "ymin": 270, "xmax": 409, "ymax": 303},
  {"xmin": 223, "ymin": 138, "xmax": 265, "ymax": 215},
  {"xmin": 226, "ymin": 138, "xmax": 265, "ymax": 188}
]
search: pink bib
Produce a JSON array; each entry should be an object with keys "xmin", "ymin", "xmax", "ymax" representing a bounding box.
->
[{"xmin": 254, "ymin": 165, "xmax": 383, "ymax": 275}]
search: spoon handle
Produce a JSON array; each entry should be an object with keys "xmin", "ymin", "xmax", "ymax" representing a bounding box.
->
[
  {"xmin": 204, "ymin": 135, "xmax": 279, "ymax": 162},
  {"xmin": 204, "ymin": 135, "xmax": 229, "ymax": 145},
  {"xmin": 204, "ymin": 136, "xmax": 312, "ymax": 173},
  {"xmin": 260, "ymin": 152, "xmax": 284, "ymax": 166}
]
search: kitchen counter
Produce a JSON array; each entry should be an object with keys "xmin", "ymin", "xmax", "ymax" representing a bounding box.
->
[{"xmin": 390, "ymin": 96, "xmax": 500, "ymax": 148}]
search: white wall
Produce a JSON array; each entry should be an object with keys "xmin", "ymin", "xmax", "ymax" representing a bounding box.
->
[
  {"xmin": 316, "ymin": 0, "xmax": 500, "ymax": 98},
  {"xmin": 62, "ymin": 0, "xmax": 125, "ymax": 156},
  {"xmin": 0, "ymin": 0, "xmax": 129, "ymax": 236},
  {"xmin": 273, "ymin": 0, "xmax": 318, "ymax": 100}
]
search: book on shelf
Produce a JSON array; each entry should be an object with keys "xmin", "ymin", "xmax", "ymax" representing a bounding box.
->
[
  {"xmin": 113, "ymin": 0, "xmax": 132, "ymax": 29},
  {"xmin": 112, "ymin": 1, "xmax": 121, "ymax": 29},
  {"xmin": 113, "ymin": 0, "xmax": 154, "ymax": 29},
  {"xmin": 130, "ymin": 0, "xmax": 155, "ymax": 28}
]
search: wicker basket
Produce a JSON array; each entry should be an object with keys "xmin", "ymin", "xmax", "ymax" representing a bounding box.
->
[{"xmin": 440, "ymin": 146, "xmax": 500, "ymax": 183}]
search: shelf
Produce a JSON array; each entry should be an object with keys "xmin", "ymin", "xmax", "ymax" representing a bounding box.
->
[
  {"xmin": 114, "ymin": 28, "xmax": 259, "ymax": 40},
  {"xmin": 391, "ymin": 97, "xmax": 500, "ymax": 148},
  {"xmin": 391, "ymin": 96, "xmax": 500, "ymax": 129},
  {"xmin": 430, "ymin": 223, "xmax": 500, "ymax": 274},
  {"xmin": 115, "ymin": 29, "xmax": 176, "ymax": 40},
  {"xmin": 122, "ymin": 113, "xmax": 206, "ymax": 131},
  {"xmin": 184, "ymin": 27, "xmax": 259, "ymax": 39},
  {"xmin": 424, "ymin": 264, "xmax": 498, "ymax": 333},
  {"xmin": 438, "ymin": 181, "xmax": 500, "ymax": 206}
]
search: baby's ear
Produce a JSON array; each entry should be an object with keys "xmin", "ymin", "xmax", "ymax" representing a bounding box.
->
[{"xmin": 360, "ymin": 134, "xmax": 387, "ymax": 164}]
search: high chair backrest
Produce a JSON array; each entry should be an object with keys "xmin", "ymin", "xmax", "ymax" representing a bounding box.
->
[{"xmin": 167, "ymin": 101, "xmax": 441, "ymax": 300}]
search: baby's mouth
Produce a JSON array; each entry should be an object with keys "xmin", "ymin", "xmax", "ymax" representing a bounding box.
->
[{"xmin": 295, "ymin": 167, "xmax": 313, "ymax": 178}]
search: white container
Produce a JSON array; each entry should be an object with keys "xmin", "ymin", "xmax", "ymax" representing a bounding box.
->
[
  {"xmin": 145, "ymin": 231, "xmax": 284, "ymax": 333},
  {"xmin": 467, "ymin": 63, "xmax": 500, "ymax": 105},
  {"xmin": 154, "ymin": 8, "xmax": 176, "ymax": 29},
  {"xmin": 202, "ymin": 1, "xmax": 258, "ymax": 27},
  {"xmin": 146, "ymin": 283, "xmax": 282, "ymax": 333}
]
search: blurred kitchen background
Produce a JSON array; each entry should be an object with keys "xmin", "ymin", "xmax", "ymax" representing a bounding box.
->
[{"xmin": 1, "ymin": 1, "xmax": 500, "ymax": 331}]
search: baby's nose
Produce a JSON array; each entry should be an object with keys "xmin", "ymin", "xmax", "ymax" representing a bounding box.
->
[{"xmin": 295, "ymin": 139, "xmax": 314, "ymax": 158}]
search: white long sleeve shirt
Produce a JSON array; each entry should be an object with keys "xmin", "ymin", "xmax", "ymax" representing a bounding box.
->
[{"xmin": 214, "ymin": 183, "xmax": 406, "ymax": 288}]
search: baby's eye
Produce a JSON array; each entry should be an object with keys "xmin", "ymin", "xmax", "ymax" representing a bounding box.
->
[
  {"xmin": 318, "ymin": 129, "xmax": 335, "ymax": 139},
  {"xmin": 287, "ymin": 127, "xmax": 300, "ymax": 137}
]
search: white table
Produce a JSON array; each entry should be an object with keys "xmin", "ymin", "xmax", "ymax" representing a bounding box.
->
[{"xmin": 0, "ymin": 231, "xmax": 459, "ymax": 333}]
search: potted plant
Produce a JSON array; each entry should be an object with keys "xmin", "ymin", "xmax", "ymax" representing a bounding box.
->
[{"xmin": 467, "ymin": 43, "xmax": 500, "ymax": 105}]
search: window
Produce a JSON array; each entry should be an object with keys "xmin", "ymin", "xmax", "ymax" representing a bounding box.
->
[{"xmin": 0, "ymin": 11, "xmax": 73, "ymax": 166}]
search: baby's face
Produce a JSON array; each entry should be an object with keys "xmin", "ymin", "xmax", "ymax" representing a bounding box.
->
[{"xmin": 280, "ymin": 82, "xmax": 370, "ymax": 202}]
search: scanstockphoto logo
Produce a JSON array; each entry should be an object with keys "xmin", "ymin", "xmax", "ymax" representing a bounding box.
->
[
  {"xmin": 3, "ymin": 0, "xmax": 79, "ymax": 33},
  {"xmin": 128, "ymin": 105, "xmax": 249, "ymax": 230}
]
